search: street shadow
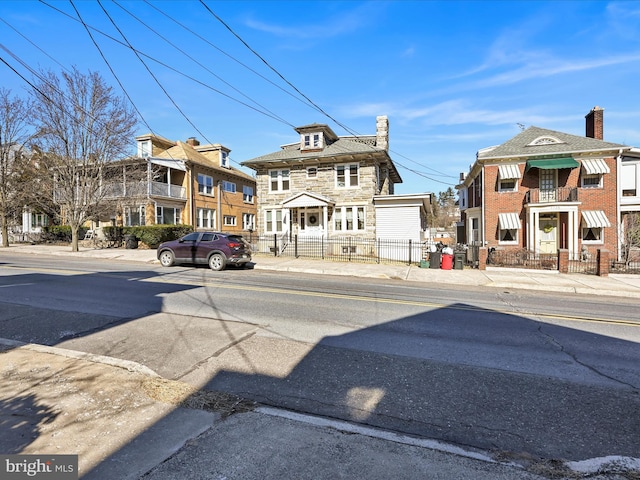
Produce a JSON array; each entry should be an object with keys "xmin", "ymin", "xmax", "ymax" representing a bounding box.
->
[
  {"xmin": 2, "ymin": 259, "xmax": 639, "ymax": 475},
  {"xmin": 0, "ymin": 393, "xmax": 58, "ymax": 454},
  {"xmin": 197, "ymin": 302, "xmax": 640, "ymax": 462}
]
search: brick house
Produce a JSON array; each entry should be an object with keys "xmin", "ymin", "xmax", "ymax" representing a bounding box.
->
[
  {"xmin": 241, "ymin": 116, "xmax": 427, "ymax": 242},
  {"xmin": 91, "ymin": 133, "xmax": 256, "ymax": 235},
  {"xmin": 457, "ymin": 107, "xmax": 632, "ymax": 261}
]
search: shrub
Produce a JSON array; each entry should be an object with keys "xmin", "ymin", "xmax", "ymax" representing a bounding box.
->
[{"xmin": 121, "ymin": 225, "xmax": 193, "ymax": 248}]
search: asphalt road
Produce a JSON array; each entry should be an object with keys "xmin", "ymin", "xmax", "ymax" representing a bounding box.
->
[{"xmin": 1, "ymin": 254, "xmax": 639, "ymax": 462}]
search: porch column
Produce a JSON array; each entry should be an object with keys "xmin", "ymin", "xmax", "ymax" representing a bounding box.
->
[
  {"xmin": 527, "ymin": 210, "xmax": 537, "ymax": 254},
  {"xmin": 568, "ymin": 210, "xmax": 579, "ymax": 261},
  {"xmin": 323, "ymin": 206, "xmax": 329, "ymax": 236}
]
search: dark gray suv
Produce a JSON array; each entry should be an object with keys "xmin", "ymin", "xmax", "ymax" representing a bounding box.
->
[{"xmin": 157, "ymin": 232, "xmax": 252, "ymax": 271}]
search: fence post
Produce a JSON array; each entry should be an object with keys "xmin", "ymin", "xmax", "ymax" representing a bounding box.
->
[
  {"xmin": 597, "ymin": 249, "xmax": 609, "ymax": 277},
  {"xmin": 273, "ymin": 234, "xmax": 278, "ymax": 257},
  {"xmin": 377, "ymin": 238, "xmax": 381, "ymax": 264},
  {"xmin": 558, "ymin": 249, "xmax": 569, "ymax": 273},
  {"xmin": 478, "ymin": 247, "xmax": 488, "ymax": 270},
  {"xmin": 294, "ymin": 235, "xmax": 298, "ymax": 258},
  {"xmin": 408, "ymin": 239, "xmax": 412, "ymax": 265}
]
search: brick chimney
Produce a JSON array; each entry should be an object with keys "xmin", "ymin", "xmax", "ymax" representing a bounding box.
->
[
  {"xmin": 376, "ymin": 115, "xmax": 389, "ymax": 151},
  {"xmin": 186, "ymin": 137, "xmax": 200, "ymax": 147},
  {"xmin": 585, "ymin": 106, "xmax": 604, "ymax": 140}
]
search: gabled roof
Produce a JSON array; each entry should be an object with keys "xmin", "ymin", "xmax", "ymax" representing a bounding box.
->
[
  {"xmin": 478, "ymin": 126, "xmax": 628, "ymax": 160},
  {"xmin": 242, "ymin": 137, "xmax": 402, "ymax": 183},
  {"xmin": 282, "ymin": 191, "xmax": 335, "ymax": 208},
  {"xmin": 156, "ymin": 141, "xmax": 254, "ymax": 181}
]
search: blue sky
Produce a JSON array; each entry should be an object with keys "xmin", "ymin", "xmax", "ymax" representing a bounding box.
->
[{"xmin": 1, "ymin": 1, "xmax": 639, "ymax": 195}]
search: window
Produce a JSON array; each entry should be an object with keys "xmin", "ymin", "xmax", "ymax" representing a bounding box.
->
[
  {"xmin": 31, "ymin": 212, "xmax": 49, "ymax": 228},
  {"xmin": 269, "ymin": 169, "xmax": 290, "ymax": 192},
  {"xmin": 223, "ymin": 215, "xmax": 237, "ymax": 227},
  {"xmin": 334, "ymin": 206, "xmax": 365, "ymax": 232},
  {"xmin": 621, "ymin": 163, "xmax": 637, "ymax": 197},
  {"xmin": 307, "ymin": 167, "xmax": 318, "ymax": 178},
  {"xmin": 499, "ymin": 229, "xmax": 518, "ymax": 243},
  {"xmin": 156, "ymin": 206, "xmax": 181, "ymax": 225},
  {"xmin": 499, "ymin": 179, "xmax": 517, "ymax": 192},
  {"xmin": 124, "ymin": 206, "xmax": 145, "ymax": 226},
  {"xmin": 197, "ymin": 174, "xmax": 214, "ymax": 195},
  {"xmin": 243, "ymin": 185, "xmax": 254, "ymax": 203},
  {"xmin": 582, "ymin": 227, "xmax": 602, "ymax": 243},
  {"xmin": 222, "ymin": 181, "xmax": 236, "ymax": 193},
  {"xmin": 302, "ymin": 133, "xmax": 322, "ymax": 149},
  {"xmin": 265, "ymin": 209, "xmax": 285, "ymax": 233},
  {"xmin": 137, "ymin": 140, "xmax": 151, "ymax": 157},
  {"xmin": 221, "ymin": 151, "xmax": 229, "ymax": 168},
  {"xmin": 582, "ymin": 174, "xmax": 602, "ymax": 188},
  {"xmin": 243, "ymin": 213, "xmax": 255, "ymax": 230},
  {"xmin": 197, "ymin": 208, "xmax": 215, "ymax": 229},
  {"xmin": 336, "ymin": 164, "xmax": 359, "ymax": 188}
]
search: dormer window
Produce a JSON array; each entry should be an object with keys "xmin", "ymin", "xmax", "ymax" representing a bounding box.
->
[
  {"xmin": 302, "ymin": 132, "xmax": 323, "ymax": 150},
  {"xmin": 221, "ymin": 151, "xmax": 229, "ymax": 168},
  {"xmin": 138, "ymin": 140, "xmax": 151, "ymax": 157}
]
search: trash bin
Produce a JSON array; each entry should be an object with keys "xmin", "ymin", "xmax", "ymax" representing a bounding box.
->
[
  {"xmin": 454, "ymin": 252, "xmax": 465, "ymax": 270},
  {"xmin": 441, "ymin": 253, "xmax": 453, "ymax": 270},
  {"xmin": 124, "ymin": 234, "xmax": 138, "ymax": 249},
  {"xmin": 429, "ymin": 251, "xmax": 441, "ymax": 269}
]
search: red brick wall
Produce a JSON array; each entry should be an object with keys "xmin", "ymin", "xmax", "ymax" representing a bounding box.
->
[{"xmin": 482, "ymin": 157, "xmax": 618, "ymax": 256}]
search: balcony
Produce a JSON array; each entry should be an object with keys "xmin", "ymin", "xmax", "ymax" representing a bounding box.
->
[
  {"xmin": 525, "ymin": 187, "xmax": 578, "ymax": 204},
  {"xmin": 151, "ymin": 181, "xmax": 186, "ymax": 199}
]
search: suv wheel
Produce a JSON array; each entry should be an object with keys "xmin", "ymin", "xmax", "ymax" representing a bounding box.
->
[
  {"xmin": 209, "ymin": 253, "xmax": 226, "ymax": 271},
  {"xmin": 159, "ymin": 250, "xmax": 175, "ymax": 267}
]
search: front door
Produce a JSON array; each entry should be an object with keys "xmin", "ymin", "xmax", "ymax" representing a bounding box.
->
[
  {"xmin": 300, "ymin": 208, "xmax": 323, "ymax": 235},
  {"xmin": 539, "ymin": 215, "xmax": 558, "ymax": 254}
]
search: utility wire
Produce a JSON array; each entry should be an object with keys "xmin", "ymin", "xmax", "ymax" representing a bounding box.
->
[
  {"xmin": 112, "ymin": 0, "xmax": 293, "ymax": 129},
  {"xmin": 199, "ymin": 2, "xmax": 455, "ymax": 184},
  {"xmin": 0, "ymin": 43, "xmax": 134, "ymax": 161},
  {"xmin": 69, "ymin": 1, "xmax": 152, "ymax": 135},
  {"xmin": 142, "ymin": 0, "xmax": 316, "ymax": 113},
  {"xmin": 37, "ymin": 0, "xmax": 291, "ymax": 127}
]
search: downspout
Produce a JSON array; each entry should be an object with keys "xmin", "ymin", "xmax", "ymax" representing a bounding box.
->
[
  {"xmin": 481, "ymin": 167, "xmax": 486, "ymax": 246},
  {"xmin": 217, "ymin": 180, "xmax": 222, "ymax": 231},
  {"xmin": 616, "ymin": 149, "xmax": 623, "ymax": 261}
]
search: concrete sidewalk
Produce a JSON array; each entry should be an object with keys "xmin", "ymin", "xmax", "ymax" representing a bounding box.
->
[
  {"xmin": 1, "ymin": 244, "xmax": 640, "ymax": 479},
  {"xmin": 4, "ymin": 242, "xmax": 640, "ymax": 299},
  {"xmin": 5, "ymin": 339, "xmax": 632, "ymax": 480}
]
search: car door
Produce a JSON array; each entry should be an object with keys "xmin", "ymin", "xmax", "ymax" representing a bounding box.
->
[
  {"xmin": 194, "ymin": 232, "xmax": 216, "ymax": 264},
  {"xmin": 173, "ymin": 232, "xmax": 201, "ymax": 263}
]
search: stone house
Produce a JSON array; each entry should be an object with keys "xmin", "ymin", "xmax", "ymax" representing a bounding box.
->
[
  {"xmin": 241, "ymin": 116, "xmax": 432, "ymax": 243},
  {"xmin": 457, "ymin": 107, "xmax": 632, "ymax": 261}
]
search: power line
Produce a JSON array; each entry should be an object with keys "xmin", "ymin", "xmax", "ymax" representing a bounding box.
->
[
  {"xmin": 112, "ymin": 0, "xmax": 293, "ymax": 129},
  {"xmin": 198, "ymin": 2, "xmax": 455, "ymax": 184}
]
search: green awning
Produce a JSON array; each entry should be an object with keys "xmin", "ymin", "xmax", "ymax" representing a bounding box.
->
[{"xmin": 525, "ymin": 158, "xmax": 580, "ymax": 172}]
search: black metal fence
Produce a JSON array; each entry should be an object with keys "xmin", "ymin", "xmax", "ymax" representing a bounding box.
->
[
  {"xmin": 249, "ymin": 234, "xmax": 431, "ymax": 265},
  {"xmin": 487, "ymin": 248, "xmax": 559, "ymax": 270}
]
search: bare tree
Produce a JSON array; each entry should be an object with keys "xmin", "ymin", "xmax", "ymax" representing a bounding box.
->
[
  {"xmin": 0, "ymin": 88, "xmax": 33, "ymax": 247},
  {"xmin": 30, "ymin": 68, "xmax": 137, "ymax": 251},
  {"xmin": 621, "ymin": 213, "xmax": 640, "ymax": 267}
]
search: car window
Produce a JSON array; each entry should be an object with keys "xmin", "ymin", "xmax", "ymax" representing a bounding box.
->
[
  {"xmin": 182, "ymin": 233, "xmax": 200, "ymax": 242},
  {"xmin": 201, "ymin": 233, "xmax": 214, "ymax": 242},
  {"xmin": 227, "ymin": 235, "xmax": 244, "ymax": 243}
]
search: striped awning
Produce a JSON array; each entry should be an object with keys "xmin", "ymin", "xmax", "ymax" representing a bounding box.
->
[
  {"xmin": 581, "ymin": 158, "xmax": 610, "ymax": 175},
  {"xmin": 498, "ymin": 164, "xmax": 522, "ymax": 180},
  {"xmin": 582, "ymin": 210, "xmax": 611, "ymax": 228},
  {"xmin": 498, "ymin": 212, "xmax": 521, "ymax": 230}
]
